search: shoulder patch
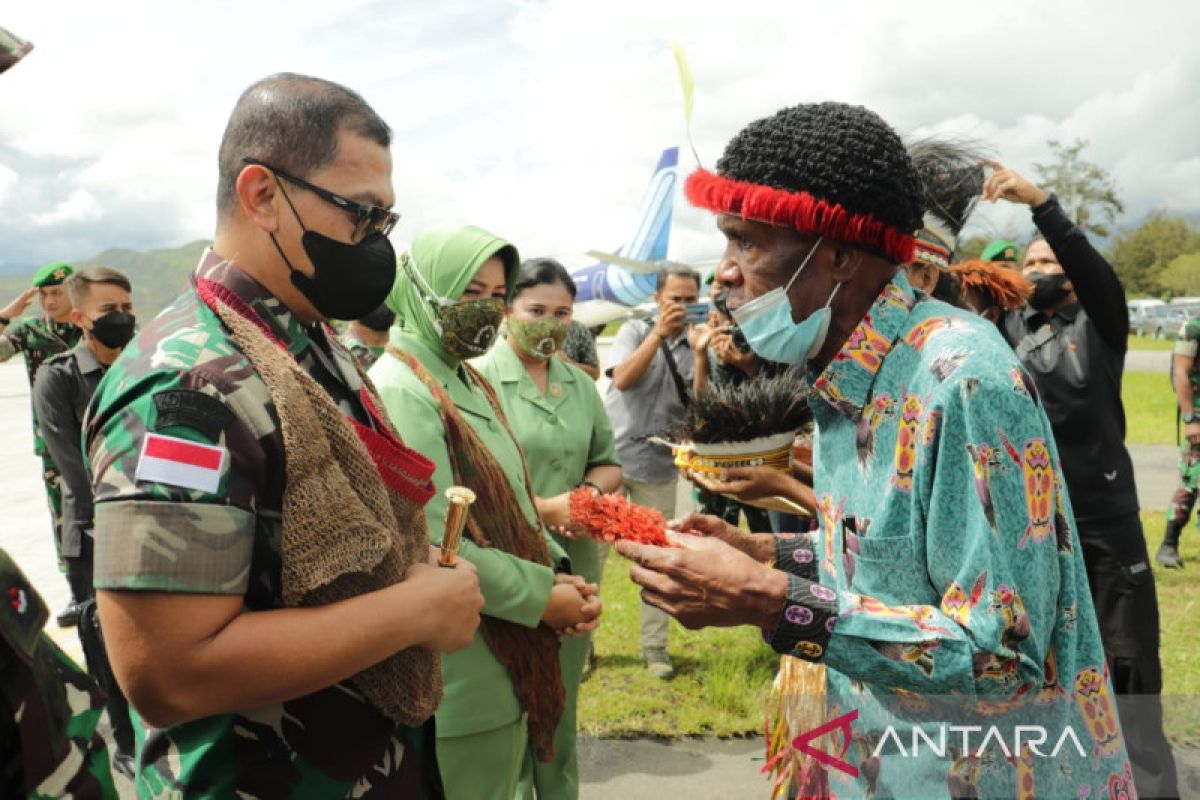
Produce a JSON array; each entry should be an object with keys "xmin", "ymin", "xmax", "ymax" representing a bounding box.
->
[
  {"xmin": 0, "ymin": 548, "xmax": 49, "ymax": 663},
  {"xmin": 135, "ymin": 433, "xmax": 227, "ymax": 494},
  {"xmin": 153, "ymin": 389, "xmax": 234, "ymax": 442}
]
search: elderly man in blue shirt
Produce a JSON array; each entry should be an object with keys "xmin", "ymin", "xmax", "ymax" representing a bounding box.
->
[{"xmin": 618, "ymin": 102, "xmax": 1135, "ymax": 799}]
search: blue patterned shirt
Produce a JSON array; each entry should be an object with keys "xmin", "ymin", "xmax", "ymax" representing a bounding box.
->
[{"xmin": 766, "ymin": 272, "xmax": 1134, "ymax": 799}]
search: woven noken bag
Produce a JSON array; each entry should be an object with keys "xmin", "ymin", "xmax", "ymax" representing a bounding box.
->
[{"xmin": 199, "ymin": 280, "xmax": 441, "ymax": 726}]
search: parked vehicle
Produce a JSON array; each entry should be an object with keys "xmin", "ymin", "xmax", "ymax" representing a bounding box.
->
[
  {"xmin": 1134, "ymin": 304, "xmax": 1197, "ymax": 340},
  {"xmin": 1128, "ymin": 299, "xmax": 1166, "ymax": 335}
]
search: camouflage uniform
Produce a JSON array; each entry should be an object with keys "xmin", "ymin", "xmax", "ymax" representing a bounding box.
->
[
  {"xmin": 0, "ymin": 315, "xmax": 82, "ymax": 564},
  {"xmin": 1169, "ymin": 319, "xmax": 1200, "ymax": 528},
  {"xmin": 0, "ymin": 548, "xmax": 116, "ymax": 798},
  {"xmin": 340, "ymin": 330, "xmax": 384, "ymax": 371},
  {"xmin": 85, "ymin": 251, "xmax": 441, "ymax": 798}
]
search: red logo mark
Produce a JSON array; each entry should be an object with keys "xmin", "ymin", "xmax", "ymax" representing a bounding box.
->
[{"xmin": 791, "ymin": 709, "xmax": 859, "ymax": 777}]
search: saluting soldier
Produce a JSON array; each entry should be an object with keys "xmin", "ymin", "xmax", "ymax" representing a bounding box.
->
[{"xmin": 0, "ymin": 262, "xmax": 82, "ymax": 627}]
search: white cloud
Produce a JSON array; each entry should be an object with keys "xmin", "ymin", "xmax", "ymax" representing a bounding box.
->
[
  {"xmin": 0, "ymin": 0, "xmax": 1198, "ymax": 270},
  {"xmin": 29, "ymin": 187, "xmax": 101, "ymax": 226}
]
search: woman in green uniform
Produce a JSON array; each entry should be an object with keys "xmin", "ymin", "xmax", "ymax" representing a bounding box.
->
[
  {"xmin": 476, "ymin": 258, "xmax": 622, "ymax": 799},
  {"xmin": 370, "ymin": 226, "xmax": 601, "ymax": 800}
]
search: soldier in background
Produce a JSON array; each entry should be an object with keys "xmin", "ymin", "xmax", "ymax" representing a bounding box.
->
[
  {"xmin": 0, "ymin": 22, "xmax": 117, "ymax": 797},
  {"xmin": 32, "ymin": 266, "xmax": 138, "ymax": 778},
  {"xmin": 0, "ymin": 550, "xmax": 117, "ymax": 798},
  {"xmin": 0, "ymin": 263, "xmax": 83, "ymax": 627},
  {"xmin": 341, "ymin": 302, "xmax": 394, "ymax": 370},
  {"xmin": 1159, "ymin": 316, "xmax": 1200, "ymax": 567}
]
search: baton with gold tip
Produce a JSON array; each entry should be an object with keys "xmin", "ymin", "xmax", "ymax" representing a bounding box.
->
[{"xmin": 439, "ymin": 486, "xmax": 476, "ymax": 567}]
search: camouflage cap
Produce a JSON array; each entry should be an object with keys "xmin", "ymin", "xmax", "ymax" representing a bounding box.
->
[
  {"xmin": 32, "ymin": 261, "xmax": 73, "ymax": 287},
  {"xmin": 980, "ymin": 239, "xmax": 1018, "ymax": 263}
]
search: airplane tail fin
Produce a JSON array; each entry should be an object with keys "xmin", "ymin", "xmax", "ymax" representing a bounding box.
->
[{"xmin": 573, "ymin": 147, "xmax": 679, "ymax": 306}]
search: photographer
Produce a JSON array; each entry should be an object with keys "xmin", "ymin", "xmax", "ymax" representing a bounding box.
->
[{"xmin": 603, "ymin": 267, "xmax": 703, "ymax": 678}]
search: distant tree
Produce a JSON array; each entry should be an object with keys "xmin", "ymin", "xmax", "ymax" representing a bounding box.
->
[
  {"xmin": 1108, "ymin": 211, "xmax": 1200, "ymax": 296},
  {"xmin": 955, "ymin": 234, "xmax": 990, "ymax": 262},
  {"xmin": 1033, "ymin": 139, "xmax": 1124, "ymax": 238},
  {"xmin": 1159, "ymin": 251, "xmax": 1200, "ymax": 297}
]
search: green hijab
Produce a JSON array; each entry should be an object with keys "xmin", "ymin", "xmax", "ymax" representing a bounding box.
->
[{"xmin": 387, "ymin": 224, "xmax": 519, "ymax": 363}]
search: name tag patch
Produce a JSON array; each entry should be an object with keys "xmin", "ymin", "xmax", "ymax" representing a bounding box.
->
[{"xmin": 135, "ymin": 433, "xmax": 227, "ymax": 494}]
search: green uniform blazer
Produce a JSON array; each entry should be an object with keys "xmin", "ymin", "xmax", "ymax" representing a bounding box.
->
[
  {"xmin": 370, "ymin": 331, "xmax": 568, "ymax": 739},
  {"xmin": 475, "ymin": 338, "xmax": 620, "ymax": 584}
]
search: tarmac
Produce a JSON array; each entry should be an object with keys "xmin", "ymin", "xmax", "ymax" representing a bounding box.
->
[{"xmin": 0, "ymin": 345, "xmax": 1196, "ymax": 798}]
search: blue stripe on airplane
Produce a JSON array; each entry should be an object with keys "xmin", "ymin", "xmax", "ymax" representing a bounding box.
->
[{"xmin": 572, "ymin": 147, "xmax": 679, "ymax": 307}]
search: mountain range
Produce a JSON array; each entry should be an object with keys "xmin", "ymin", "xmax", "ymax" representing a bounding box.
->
[{"xmin": 0, "ymin": 240, "xmax": 211, "ymax": 322}]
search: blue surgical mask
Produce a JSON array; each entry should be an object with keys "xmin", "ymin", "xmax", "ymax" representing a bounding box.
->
[{"xmin": 732, "ymin": 237, "xmax": 840, "ymax": 365}]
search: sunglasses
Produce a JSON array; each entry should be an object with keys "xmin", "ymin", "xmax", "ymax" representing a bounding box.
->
[{"xmin": 242, "ymin": 157, "xmax": 400, "ymax": 242}]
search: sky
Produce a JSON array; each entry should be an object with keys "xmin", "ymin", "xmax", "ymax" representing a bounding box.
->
[{"xmin": 1, "ymin": 0, "xmax": 1198, "ymax": 271}]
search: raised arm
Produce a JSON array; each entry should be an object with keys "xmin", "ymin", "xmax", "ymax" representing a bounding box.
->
[
  {"xmin": 1031, "ymin": 194, "xmax": 1128, "ymax": 350},
  {"xmin": 982, "ymin": 162, "xmax": 1128, "ymax": 351}
]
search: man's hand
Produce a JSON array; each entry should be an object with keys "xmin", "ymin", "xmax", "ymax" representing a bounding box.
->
[
  {"xmin": 690, "ymin": 322, "xmax": 716, "ymax": 353},
  {"xmin": 404, "ymin": 561, "xmax": 484, "ymax": 653},
  {"xmin": 712, "ymin": 331, "xmax": 757, "ymax": 376},
  {"xmin": 653, "ymin": 301, "xmax": 687, "ymax": 340},
  {"xmin": 615, "ymin": 532, "xmax": 788, "ymax": 630},
  {"xmin": 0, "ymin": 287, "xmax": 37, "ymax": 322},
  {"xmin": 671, "ymin": 512, "xmax": 775, "ymax": 563},
  {"xmin": 1186, "ymin": 420, "xmax": 1200, "ymax": 446},
  {"xmin": 982, "ymin": 162, "xmax": 1049, "ymax": 208},
  {"xmin": 689, "ymin": 466, "xmax": 815, "ymax": 514}
]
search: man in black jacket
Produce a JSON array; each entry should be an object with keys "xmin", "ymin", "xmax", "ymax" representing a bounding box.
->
[
  {"xmin": 32, "ymin": 265, "xmax": 137, "ymax": 777},
  {"xmin": 987, "ymin": 162, "xmax": 1179, "ymax": 799}
]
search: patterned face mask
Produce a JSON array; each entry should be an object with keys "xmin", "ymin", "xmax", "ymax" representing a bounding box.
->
[
  {"xmin": 439, "ymin": 297, "xmax": 505, "ymax": 359},
  {"xmin": 508, "ymin": 317, "xmax": 569, "ymax": 360},
  {"xmin": 401, "ymin": 253, "xmax": 505, "ymax": 359}
]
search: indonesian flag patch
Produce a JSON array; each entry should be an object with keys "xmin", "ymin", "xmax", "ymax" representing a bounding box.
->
[{"xmin": 135, "ymin": 433, "xmax": 227, "ymax": 494}]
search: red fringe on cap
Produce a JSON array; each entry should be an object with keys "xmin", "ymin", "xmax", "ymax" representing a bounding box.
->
[{"xmin": 685, "ymin": 168, "xmax": 916, "ymax": 265}]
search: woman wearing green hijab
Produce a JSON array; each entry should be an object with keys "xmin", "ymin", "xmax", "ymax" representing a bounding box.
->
[{"xmin": 370, "ymin": 225, "xmax": 602, "ymax": 800}]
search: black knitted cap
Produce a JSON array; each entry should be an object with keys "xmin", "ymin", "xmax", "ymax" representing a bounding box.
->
[{"xmin": 687, "ymin": 102, "xmax": 924, "ymax": 263}]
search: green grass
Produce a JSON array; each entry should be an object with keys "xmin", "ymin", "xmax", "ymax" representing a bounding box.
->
[
  {"xmin": 578, "ymin": 513, "xmax": 1200, "ymax": 747},
  {"xmin": 1127, "ymin": 335, "xmax": 1177, "ymax": 351},
  {"xmin": 1142, "ymin": 510, "xmax": 1200, "ymax": 746},
  {"xmin": 578, "ymin": 554, "xmax": 777, "ymax": 738},
  {"xmin": 1123, "ymin": 370, "xmax": 1177, "ymax": 445}
]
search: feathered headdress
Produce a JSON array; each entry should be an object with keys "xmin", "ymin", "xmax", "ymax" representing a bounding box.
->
[
  {"xmin": 675, "ymin": 372, "xmax": 813, "ymax": 445},
  {"xmin": 907, "ymin": 138, "xmax": 989, "ymax": 269}
]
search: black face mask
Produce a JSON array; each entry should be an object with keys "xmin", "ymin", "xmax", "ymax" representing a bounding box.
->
[
  {"xmin": 270, "ymin": 182, "xmax": 397, "ymax": 321},
  {"xmin": 89, "ymin": 310, "xmax": 136, "ymax": 349},
  {"xmin": 1028, "ymin": 272, "xmax": 1072, "ymax": 311},
  {"xmin": 357, "ymin": 303, "xmax": 396, "ymax": 333}
]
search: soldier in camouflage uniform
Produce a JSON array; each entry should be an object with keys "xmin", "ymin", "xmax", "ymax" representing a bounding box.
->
[
  {"xmin": 340, "ymin": 302, "xmax": 393, "ymax": 371},
  {"xmin": 0, "ymin": 20, "xmax": 115, "ymax": 797},
  {"xmin": 86, "ymin": 73, "xmax": 481, "ymax": 798},
  {"xmin": 0, "ymin": 262, "xmax": 83, "ymax": 626},
  {"xmin": 1159, "ymin": 316, "xmax": 1200, "ymax": 567},
  {"xmin": 0, "ymin": 548, "xmax": 117, "ymax": 798}
]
